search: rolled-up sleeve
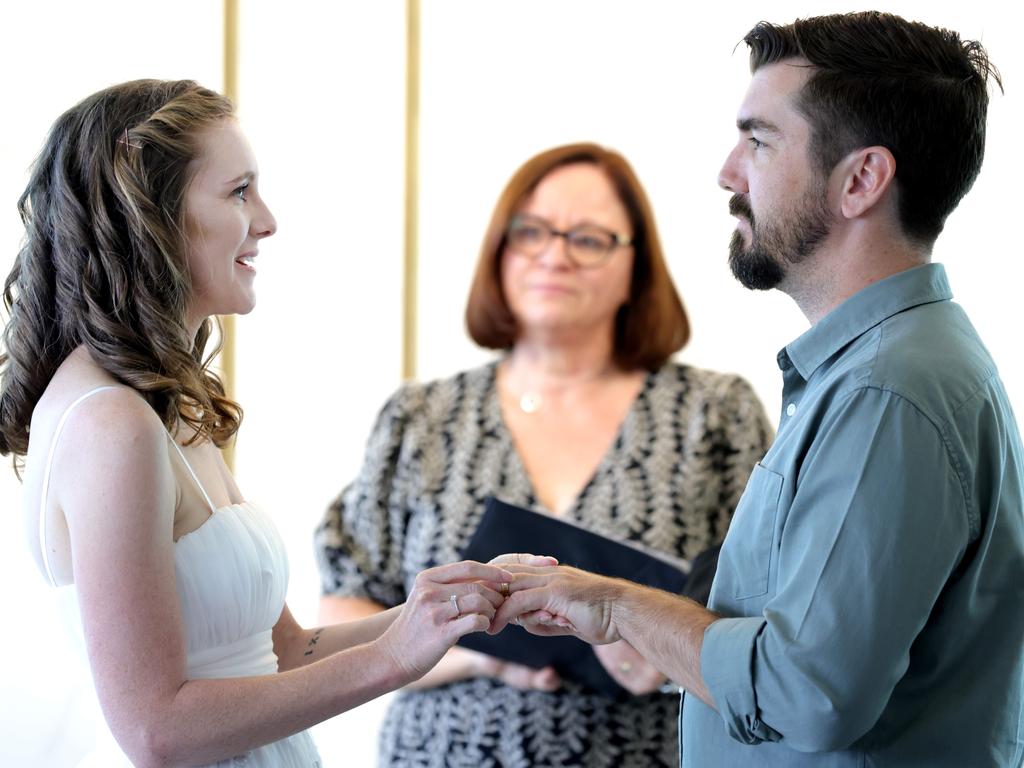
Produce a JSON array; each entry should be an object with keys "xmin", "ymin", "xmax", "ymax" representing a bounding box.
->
[
  {"xmin": 702, "ymin": 386, "xmax": 970, "ymax": 752},
  {"xmin": 702, "ymin": 616, "xmax": 782, "ymax": 744}
]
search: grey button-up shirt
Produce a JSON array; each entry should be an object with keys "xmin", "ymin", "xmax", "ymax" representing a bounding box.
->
[{"xmin": 682, "ymin": 264, "xmax": 1024, "ymax": 766}]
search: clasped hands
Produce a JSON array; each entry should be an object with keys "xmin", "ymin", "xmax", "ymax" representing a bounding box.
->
[
  {"xmin": 382, "ymin": 554, "xmax": 666, "ymax": 694},
  {"xmin": 480, "ymin": 552, "xmax": 669, "ymax": 695},
  {"xmin": 484, "ymin": 552, "xmax": 617, "ymax": 642}
]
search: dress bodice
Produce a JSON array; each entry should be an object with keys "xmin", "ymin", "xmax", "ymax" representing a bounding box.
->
[
  {"xmin": 34, "ymin": 386, "xmax": 319, "ymax": 766},
  {"xmin": 174, "ymin": 502, "xmax": 287, "ymax": 678}
]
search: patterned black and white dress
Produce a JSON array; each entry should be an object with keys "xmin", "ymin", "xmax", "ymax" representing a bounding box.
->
[{"xmin": 315, "ymin": 361, "xmax": 772, "ymax": 767}]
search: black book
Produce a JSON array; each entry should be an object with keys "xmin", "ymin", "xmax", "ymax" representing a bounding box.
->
[{"xmin": 458, "ymin": 496, "xmax": 720, "ymax": 698}]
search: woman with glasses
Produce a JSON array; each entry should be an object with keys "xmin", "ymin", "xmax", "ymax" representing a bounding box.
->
[{"xmin": 315, "ymin": 143, "xmax": 773, "ymax": 766}]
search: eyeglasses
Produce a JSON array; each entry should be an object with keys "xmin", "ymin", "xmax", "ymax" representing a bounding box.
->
[{"xmin": 505, "ymin": 214, "xmax": 632, "ymax": 268}]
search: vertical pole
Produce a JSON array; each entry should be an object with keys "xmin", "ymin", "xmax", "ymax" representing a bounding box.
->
[
  {"xmin": 402, "ymin": 0, "xmax": 421, "ymax": 382},
  {"xmin": 221, "ymin": 0, "xmax": 239, "ymax": 470}
]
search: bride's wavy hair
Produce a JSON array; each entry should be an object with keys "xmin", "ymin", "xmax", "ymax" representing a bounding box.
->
[{"xmin": 0, "ymin": 79, "xmax": 241, "ymax": 466}]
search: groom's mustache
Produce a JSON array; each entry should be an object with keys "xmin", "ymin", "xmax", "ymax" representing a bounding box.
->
[{"xmin": 729, "ymin": 194, "xmax": 753, "ymax": 224}]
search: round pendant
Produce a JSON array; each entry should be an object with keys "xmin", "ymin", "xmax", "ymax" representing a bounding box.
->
[{"xmin": 519, "ymin": 392, "xmax": 542, "ymax": 414}]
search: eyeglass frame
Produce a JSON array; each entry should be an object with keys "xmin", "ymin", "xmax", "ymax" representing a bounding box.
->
[{"xmin": 504, "ymin": 214, "xmax": 633, "ymax": 269}]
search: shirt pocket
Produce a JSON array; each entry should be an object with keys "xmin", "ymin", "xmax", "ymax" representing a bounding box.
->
[{"xmin": 725, "ymin": 462, "xmax": 783, "ymax": 600}]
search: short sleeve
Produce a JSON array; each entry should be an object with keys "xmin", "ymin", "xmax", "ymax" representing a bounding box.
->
[
  {"xmin": 313, "ymin": 385, "xmax": 421, "ymax": 608},
  {"xmin": 707, "ymin": 374, "xmax": 775, "ymax": 544}
]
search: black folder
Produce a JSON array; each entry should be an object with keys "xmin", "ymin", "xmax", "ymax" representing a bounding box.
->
[{"xmin": 458, "ymin": 496, "xmax": 720, "ymax": 698}]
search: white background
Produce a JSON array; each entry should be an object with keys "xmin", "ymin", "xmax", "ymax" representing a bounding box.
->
[{"xmin": 1, "ymin": 2, "xmax": 1021, "ymax": 766}]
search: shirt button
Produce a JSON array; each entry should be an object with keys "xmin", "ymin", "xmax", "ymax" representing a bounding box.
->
[{"xmin": 786, "ymin": 403, "xmax": 797, "ymax": 417}]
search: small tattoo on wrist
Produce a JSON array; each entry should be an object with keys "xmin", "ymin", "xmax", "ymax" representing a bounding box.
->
[{"xmin": 303, "ymin": 628, "xmax": 325, "ymax": 657}]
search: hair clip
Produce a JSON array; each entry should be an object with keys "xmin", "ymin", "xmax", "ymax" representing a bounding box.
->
[{"xmin": 117, "ymin": 126, "xmax": 143, "ymax": 150}]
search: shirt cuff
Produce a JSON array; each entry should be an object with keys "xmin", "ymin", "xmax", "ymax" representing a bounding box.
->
[{"xmin": 702, "ymin": 616, "xmax": 781, "ymax": 745}]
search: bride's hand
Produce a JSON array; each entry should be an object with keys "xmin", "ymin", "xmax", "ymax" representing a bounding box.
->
[{"xmin": 376, "ymin": 560, "xmax": 513, "ymax": 684}]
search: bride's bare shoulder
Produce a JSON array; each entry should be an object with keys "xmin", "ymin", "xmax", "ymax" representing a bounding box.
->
[{"xmin": 27, "ymin": 348, "xmax": 165, "ymax": 479}]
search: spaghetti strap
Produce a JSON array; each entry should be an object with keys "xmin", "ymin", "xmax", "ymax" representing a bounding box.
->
[
  {"xmin": 38, "ymin": 386, "xmax": 120, "ymax": 587},
  {"xmin": 166, "ymin": 438, "xmax": 217, "ymax": 515}
]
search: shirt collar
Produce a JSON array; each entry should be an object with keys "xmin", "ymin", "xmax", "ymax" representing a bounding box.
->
[{"xmin": 782, "ymin": 263, "xmax": 953, "ymax": 379}]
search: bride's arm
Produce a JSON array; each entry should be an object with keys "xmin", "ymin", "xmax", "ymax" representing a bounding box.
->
[
  {"xmin": 272, "ymin": 602, "xmax": 402, "ymax": 672},
  {"xmin": 60, "ymin": 391, "xmax": 507, "ymax": 768}
]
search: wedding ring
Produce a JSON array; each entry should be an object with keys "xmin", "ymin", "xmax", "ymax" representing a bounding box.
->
[
  {"xmin": 500, "ymin": 582, "xmax": 510, "ymax": 598},
  {"xmin": 450, "ymin": 594, "xmax": 460, "ymax": 617},
  {"xmin": 619, "ymin": 661, "xmax": 633, "ymax": 674}
]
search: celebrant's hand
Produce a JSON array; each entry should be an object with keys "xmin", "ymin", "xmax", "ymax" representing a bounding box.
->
[{"xmin": 593, "ymin": 640, "xmax": 667, "ymax": 695}]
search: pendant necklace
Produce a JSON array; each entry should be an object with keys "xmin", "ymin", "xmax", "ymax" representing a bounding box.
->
[
  {"xmin": 519, "ymin": 392, "xmax": 543, "ymax": 414},
  {"xmin": 515, "ymin": 364, "xmax": 615, "ymax": 415}
]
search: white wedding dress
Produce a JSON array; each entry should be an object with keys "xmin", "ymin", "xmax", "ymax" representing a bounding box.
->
[{"xmin": 38, "ymin": 387, "xmax": 321, "ymax": 767}]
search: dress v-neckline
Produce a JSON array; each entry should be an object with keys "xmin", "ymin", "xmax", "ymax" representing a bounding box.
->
[{"xmin": 485, "ymin": 361, "xmax": 653, "ymax": 518}]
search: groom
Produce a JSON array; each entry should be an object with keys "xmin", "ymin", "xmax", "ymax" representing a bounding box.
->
[{"xmin": 494, "ymin": 12, "xmax": 1024, "ymax": 767}]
